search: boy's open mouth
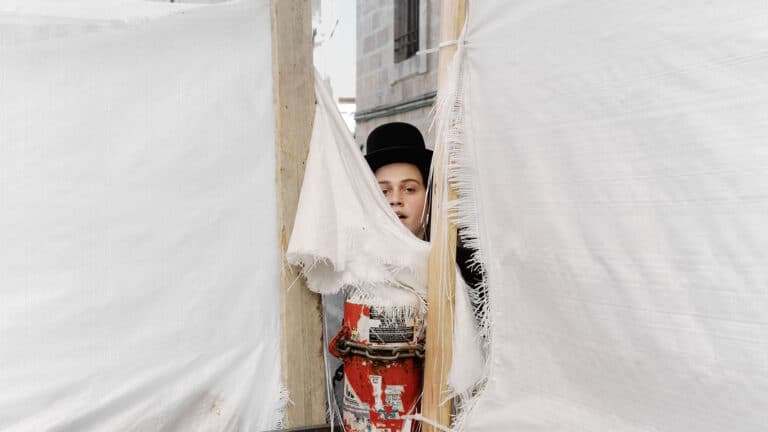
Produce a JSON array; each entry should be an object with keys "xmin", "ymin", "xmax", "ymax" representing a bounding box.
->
[{"xmin": 396, "ymin": 212, "xmax": 406, "ymax": 220}]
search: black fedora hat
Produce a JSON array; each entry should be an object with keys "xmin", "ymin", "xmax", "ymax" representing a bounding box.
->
[{"xmin": 365, "ymin": 122, "xmax": 433, "ymax": 183}]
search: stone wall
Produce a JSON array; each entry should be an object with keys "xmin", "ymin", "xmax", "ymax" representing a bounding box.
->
[{"xmin": 355, "ymin": 0, "xmax": 440, "ymax": 150}]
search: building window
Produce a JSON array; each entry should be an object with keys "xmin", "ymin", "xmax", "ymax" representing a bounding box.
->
[{"xmin": 394, "ymin": 0, "xmax": 420, "ymax": 63}]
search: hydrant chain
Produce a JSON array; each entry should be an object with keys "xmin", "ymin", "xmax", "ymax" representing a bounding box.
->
[{"xmin": 333, "ymin": 337, "xmax": 425, "ymax": 361}]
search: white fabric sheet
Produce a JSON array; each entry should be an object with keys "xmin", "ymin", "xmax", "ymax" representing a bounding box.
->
[
  {"xmin": 0, "ymin": 1, "xmax": 283, "ymax": 430},
  {"xmin": 0, "ymin": 0, "xmax": 202, "ymax": 21},
  {"xmin": 458, "ymin": 1, "xmax": 768, "ymax": 430},
  {"xmin": 287, "ymin": 76, "xmax": 431, "ymax": 300}
]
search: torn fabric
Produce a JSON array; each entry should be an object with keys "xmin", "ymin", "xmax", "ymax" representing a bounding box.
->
[{"xmin": 287, "ymin": 76, "xmax": 431, "ymax": 299}]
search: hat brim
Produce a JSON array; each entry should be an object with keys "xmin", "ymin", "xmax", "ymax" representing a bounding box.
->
[{"xmin": 365, "ymin": 146, "xmax": 433, "ymax": 181}]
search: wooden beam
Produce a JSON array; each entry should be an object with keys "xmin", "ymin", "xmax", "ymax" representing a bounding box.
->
[
  {"xmin": 422, "ymin": 0, "xmax": 467, "ymax": 431},
  {"xmin": 271, "ymin": 0, "xmax": 326, "ymax": 427}
]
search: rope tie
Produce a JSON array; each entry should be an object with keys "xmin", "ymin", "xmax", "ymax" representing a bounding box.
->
[{"xmin": 417, "ymin": 39, "xmax": 460, "ymax": 56}]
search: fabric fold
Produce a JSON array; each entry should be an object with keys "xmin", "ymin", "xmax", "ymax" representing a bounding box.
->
[{"xmin": 287, "ymin": 74, "xmax": 431, "ymax": 299}]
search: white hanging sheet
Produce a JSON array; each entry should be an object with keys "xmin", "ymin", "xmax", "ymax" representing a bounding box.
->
[
  {"xmin": 287, "ymin": 75, "xmax": 431, "ymax": 299},
  {"xmin": 456, "ymin": 1, "xmax": 768, "ymax": 430},
  {"xmin": 0, "ymin": 0, "xmax": 203, "ymax": 22},
  {"xmin": 0, "ymin": 1, "xmax": 284, "ymax": 430}
]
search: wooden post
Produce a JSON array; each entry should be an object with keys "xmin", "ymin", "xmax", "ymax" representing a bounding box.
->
[
  {"xmin": 271, "ymin": 0, "xmax": 327, "ymax": 427},
  {"xmin": 422, "ymin": 0, "xmax": 467, "ymax": 431}
]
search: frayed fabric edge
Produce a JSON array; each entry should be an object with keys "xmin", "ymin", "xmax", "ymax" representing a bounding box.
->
[
  {"xmin": 267, "ymin": 384, "xmax": 291, "ymax": 430},
  {"xmin": 424, "ymin": 10, "xmax": 494, "ymax": 432},
  {"xmin": 286, "ymin": 252, "xmax": 429, "ymax": 308}
]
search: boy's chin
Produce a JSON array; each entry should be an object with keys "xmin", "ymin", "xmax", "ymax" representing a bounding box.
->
[
  {"xmin": 408, "ymin": 225, "xmax": 425, "ymax": 239},
  {"xmin": 398, "ymin": 218, "xmax": 423, "ymax": 239}
]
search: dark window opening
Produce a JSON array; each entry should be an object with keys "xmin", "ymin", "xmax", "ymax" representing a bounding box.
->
[{"xmin": 394, "ymin": 0, "xmax": 419, "ymax": 63}]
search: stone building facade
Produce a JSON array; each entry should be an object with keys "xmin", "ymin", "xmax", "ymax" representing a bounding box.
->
[{"xmin": 355, "ymin": 0, "xmax": 440, "ymax": 150}]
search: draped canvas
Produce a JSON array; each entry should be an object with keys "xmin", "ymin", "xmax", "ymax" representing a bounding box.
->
[
  {"xmin": 455, "ymin": 1, "xmax": 768, "ymax": 430},
  {"xmin": 287, "ymin": 75, "xmax": 431, "ymax": 300},
  {"xmin": 0, "ymin": 1, "xmax": 283, "ymax": 430}
]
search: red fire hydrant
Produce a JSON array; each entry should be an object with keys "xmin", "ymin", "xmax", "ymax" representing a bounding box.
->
[{"xmin": 329, "ymin": 299, "xmax": 424, "ymax": 432}]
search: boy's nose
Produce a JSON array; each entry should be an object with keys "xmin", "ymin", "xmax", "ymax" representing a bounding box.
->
[{"xmin": 389, "ymin": 192, "xmax": 403, "ymax": 206}]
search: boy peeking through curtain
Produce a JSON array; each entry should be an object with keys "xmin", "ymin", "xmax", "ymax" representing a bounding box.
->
[{"xmin": 328, "ymin": 122, "xmax": 483, "ymax": 432}]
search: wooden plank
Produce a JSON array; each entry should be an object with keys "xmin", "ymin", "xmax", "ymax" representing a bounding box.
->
[
  {"xmin": 422, "ymin": 0, "xmax": 467, "ymax": 430},
  {"xmin": 270, "ymin": 0, "xmax": 326, "ymax": 427}
]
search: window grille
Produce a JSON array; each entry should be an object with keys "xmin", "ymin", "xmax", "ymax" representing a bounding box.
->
[{"xmin": 394, "ymin": 0, "xmax": 420, "ymax": 63}]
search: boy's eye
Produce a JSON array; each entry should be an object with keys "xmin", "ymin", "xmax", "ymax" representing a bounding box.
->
[
  {"xmin": 381, "ymin": 188, "xmax": 391, "ymax": 195},
  {"xmin": 405, "ymin": 188, "xmax": 416, "ymax": 193}
]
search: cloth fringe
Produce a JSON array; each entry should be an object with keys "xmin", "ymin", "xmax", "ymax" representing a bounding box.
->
[
  {"xmin": 268, "ymin": 385, "xmax": 291, "ymax": 430},
  {"xmin": 427, "ymin": 9, "xmax": 492, "ymax": 431}
]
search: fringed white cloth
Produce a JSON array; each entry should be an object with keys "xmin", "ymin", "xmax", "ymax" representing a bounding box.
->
[
  {"xmin": 449, "ymin": 1, "xmax": 768, "ymax": 431},
  {"xmin": 287, "ymin": 76, "xmax": 431, "ymax": 301},
  {"xmin": 0, "ymin": 1, "xmax": 285, "ymax": 430}
]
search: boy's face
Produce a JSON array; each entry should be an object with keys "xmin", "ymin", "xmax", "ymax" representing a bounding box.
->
[{"xmin": 375, "ymin": 162, "xmax": 427, "ymax": 239}]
